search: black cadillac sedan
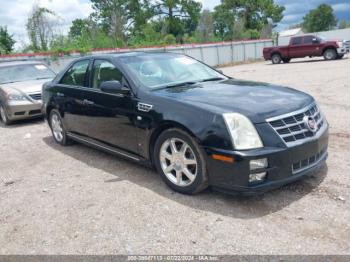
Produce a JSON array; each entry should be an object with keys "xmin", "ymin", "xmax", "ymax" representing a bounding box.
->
[{"xmin": 42, "ymin": 52, "xmax": 328, "ymax": 195}]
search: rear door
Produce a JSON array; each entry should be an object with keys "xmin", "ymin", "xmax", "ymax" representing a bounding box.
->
[
  {"xmin": 288, "ymin": 37, "xmax": 304, "ymax": 58},
  {"xmin": 54, "ymin": 59, "xmax": 91, "ymax": 134},
  {"xmin": 78, "ymin": 59, "xmax": 139, "ymax": 153}
]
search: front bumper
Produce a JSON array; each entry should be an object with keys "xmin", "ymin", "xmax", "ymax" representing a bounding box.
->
[
  {"xmin": 5, "ymin": 100, "xmax": 43, "ymax": 121},
  {"xmin": 338, "ymin": 47, "xmax": 349, "ymax": 55},
  {"xmin": 205, "ymin": 124, "xmax": 329, "ymax": 195}
]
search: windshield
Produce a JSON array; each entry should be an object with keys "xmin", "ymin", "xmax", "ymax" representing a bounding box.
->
[
  {"xmin": 0, "ymin": 64, "xmax": 55, "ymax": 84},
  {"xmin": 121, "ymin": 55, "xmax": 226, "ymax": 89}
]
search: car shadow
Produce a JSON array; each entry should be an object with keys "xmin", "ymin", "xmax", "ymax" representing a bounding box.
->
[
  {"xmin": 267, "ymin": 57, "xmax": 348, "ymax": 65},
  {"xmin": 0, "ymin": 117, "xmax": 44, "ymax": 129},
  {"xmin": 43, "ymin": 136, "xmax": 328, "ymax": 219}
]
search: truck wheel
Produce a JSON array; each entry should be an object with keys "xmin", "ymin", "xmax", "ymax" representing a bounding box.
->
[
  {"xmin": 272, "ymin": 54, "xmax": 282, "ymax": 64},
  {"xmin": 324, "ymin": 49, "xmax": 337, "ymax": 60},
  {"xmin": 283, "ymin": 58, "xmax": 291, "ymax": 63}
]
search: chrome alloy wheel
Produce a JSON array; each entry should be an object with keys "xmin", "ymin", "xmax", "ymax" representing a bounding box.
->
[
  {"xmin": 159, "ymin": 138, "xmax": 198, "ymax": 187},
  {"xmin": 51, "ymin": 113, "xmax": 64, "ymax": 142}
]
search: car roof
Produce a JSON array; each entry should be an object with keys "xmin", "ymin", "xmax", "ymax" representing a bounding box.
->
[{"xmin": 0, "ymin": 60, "xmax": 44, "ymax": 68}]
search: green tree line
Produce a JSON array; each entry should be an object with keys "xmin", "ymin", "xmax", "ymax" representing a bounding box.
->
[{"xmin": 1, "ymin": 1, "xmax": 350, "ymax": 55}]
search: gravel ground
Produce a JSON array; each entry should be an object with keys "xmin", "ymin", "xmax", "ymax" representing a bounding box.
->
[{"xmin": 0, "ymin": 57, "xmax": 349, "ymax": 255}]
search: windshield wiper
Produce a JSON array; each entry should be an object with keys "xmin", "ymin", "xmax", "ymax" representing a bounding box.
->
[
  {"xmin": 200, "ymin": 77, "xmax": 226, "ymax": 82},
  {"xmin": 155, "ymin": 81, "xmax": 198, "ymax": 90},
  {"xmin": 35, "ymin": 77, "xmax": 51, "ymax": 80}
]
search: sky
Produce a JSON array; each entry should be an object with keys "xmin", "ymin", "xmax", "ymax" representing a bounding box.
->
[{"xmin": 1, "ymin": 0, "xmax": 350, "ymax": 48}]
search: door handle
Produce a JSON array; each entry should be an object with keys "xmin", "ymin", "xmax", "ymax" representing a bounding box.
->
[
  {"xmin": 57, "ymin": 92, "xmax": 64, "ymax": 97},
  {"xmin": 83, "ymin": 99, "xmax": 94, "ymax": 105}
]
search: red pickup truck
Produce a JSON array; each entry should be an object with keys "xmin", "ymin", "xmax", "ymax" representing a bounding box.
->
[{"xmin": 263, "ymin": 35, "xmax": 349, "ymax": 64}]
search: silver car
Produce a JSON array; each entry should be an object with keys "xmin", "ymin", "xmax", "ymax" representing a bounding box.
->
[{"xmin": 0, "ymin": 61, "xmax": 55, "ymax": 125}]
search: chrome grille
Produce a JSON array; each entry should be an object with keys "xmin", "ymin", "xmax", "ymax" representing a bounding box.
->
[
  {"xmin": 267, "ymin": 103, "xmax": 325, "ymax": 146},
  {"xmin": 29, "ymin": 93, "xmax": 42, "ymax": 101},
  {"xmin": 344, "ymin": 41, "xmax": 350, "ymax": 50},
  {"xmin": 292, "ymin": 147, "xmax": 327, "ymax": 174}
]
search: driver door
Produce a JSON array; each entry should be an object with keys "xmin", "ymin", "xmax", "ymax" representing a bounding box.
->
[
  {"xmin": 302, "ymin": 35, "xmax": 321, "ymax": 56},
  {"xmin": 78, "ymin": 59, "xmax": 139, "ymax": 154}
]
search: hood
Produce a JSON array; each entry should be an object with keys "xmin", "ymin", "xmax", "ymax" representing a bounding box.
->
[
  {"xmin": 152, "ymin": 79, "xmax": 314, "ymax": 123},
  {"xmin": 0, "ymin": 79, "xmax": 50, "ymax": 94}
]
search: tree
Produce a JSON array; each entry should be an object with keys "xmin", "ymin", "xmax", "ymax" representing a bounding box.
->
[
  {"xmin": 0, "ymin": 26, "xmax": 15, "ymax": 54},
  {"xmin": 302, "ymin": 4, "xmax": 337, "ymax": 33},
  {"xmin": 222, "ymin": 0, "xmax": 285, "ymax": 31},
  {"xmin": 338, "ymin": 20, "xmax": 350, "ymax": 29},
  {"xmin": 213, "ymin": 0, "xmax": 284, "ymax": 40},
  {"xmin": 153, "ymin": 0, "xmax": 202, "ymax": 38},
  {"xmin": 196, "ymin": 9, "xmax": 214, "ymax": 42},
  {"xmin": 91, "ymin": 0, "xmax": 127, "ymax": 44},
  {"xmin": 26, "ymin": 5, "xmax": 59, "ymax": 51},
  {"xmin": 69, "ymin": 18, "xmax": 92, "ymax": 39},
  {"xmin": 213, "ymin": 4, "xmax": 235, "ymax": 40},
  {"xmin": 91, "ymin": 0, "xmax": 153, "ymax": 44}
]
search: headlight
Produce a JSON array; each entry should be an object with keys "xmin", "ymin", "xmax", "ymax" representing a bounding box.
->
[
  {"xmin": 7, "ymin": 93, "xmax": 27, "ymax": 101},
  {"xmin": 223, "ymin": 113, "xmax": 263, "ymax": 150},
  {"xmin": 338, "ymin": 41, "xmax": 343, "ymax": 48}
]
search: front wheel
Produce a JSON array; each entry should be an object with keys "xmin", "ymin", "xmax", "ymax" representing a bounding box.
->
[
  {"xmin": 324, "ymin": 49, "xmax": 337, "ymax": 60},
  {"xmin": 271, "ymin": 54, "xmax": 282, "ymax": 64},
  {"xmin": 49, "ymin": 110, "xmax": 70, "ymax": 146},
  {"xmin": 154, "ymin": 128, "xmax": 208, "ymax": 194},
  {"xmin": 0, "ymin": 105, "xmax": 11, "ymax": 125}
]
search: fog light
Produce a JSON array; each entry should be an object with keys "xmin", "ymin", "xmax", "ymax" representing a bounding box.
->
[
  {"xmin": 249, "ymin": 172, "xmax": 267, "ymax": 183},
  {"xmin": 250, "ymin": 158, "xmax": 268, "ymax": 170}
]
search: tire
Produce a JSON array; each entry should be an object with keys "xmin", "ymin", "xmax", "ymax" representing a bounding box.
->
[
  {"xmin": 337, "ymin": 54, "xmax": 344, "ymax": 59},
  {"xmin": 0, "ymin": 105, "xmax": 11, "ymax": 125},
  {"xmin": 271, "ymin": 54, "xmax": 282, "ymax": 64},
  {"xmin": 283, "ymin": 58, "xmax": 291, "ymax": 63},
  {"xmin": 49, "ymin": 109, "xmax": 70, "ymax": 146},
  {"xmin": 323, "ymin": 49, "xmax": 337, "ymax": 60},
  {"xmin": 154, "ymin": 128, "xmax": 209, "ymax": 195}
]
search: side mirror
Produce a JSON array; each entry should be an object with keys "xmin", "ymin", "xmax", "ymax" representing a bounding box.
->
[
  {"xmin": 312, "ymin": 38, "xmax": 319, "ymax": 44},
  {"xmin": 100, "ymin": 81, "xmax": 129, "ymax": 95}
]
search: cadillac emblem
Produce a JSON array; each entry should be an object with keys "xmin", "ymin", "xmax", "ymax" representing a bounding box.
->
[{"xmin": 303, "ymin": 116, "xmax": 317, "ymax": 133}]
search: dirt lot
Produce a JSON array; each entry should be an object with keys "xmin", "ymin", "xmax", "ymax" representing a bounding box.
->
[{"xmin": 1, "ymin": 57, "xmax": 349, "ymax": 255}]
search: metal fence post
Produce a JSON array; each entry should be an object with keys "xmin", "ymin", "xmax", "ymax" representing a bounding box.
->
[
  {"xmin": 200, "ymin": 46, "xmax": 204, "ymax": 62},
  {"xmin": 216, "ymin": 44, "xmax": 220, "ymax": 65},
  {"xmin": 243, "ymin": 42, "xmax": 246, "ymax": 61},
  {"xmin": 231, "ymin": 42, "xmax": 234, "ymax": 63},
  {"xmin": 254, "ymin": 41, "xmax": 257, "ymax": 59}
]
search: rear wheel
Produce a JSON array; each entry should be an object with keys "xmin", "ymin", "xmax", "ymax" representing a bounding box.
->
[
  {"xmin": 49, "ymin": 110, "xmax": 70, "ymax": 146},
  {"xmin": 271, "ymin": 54, "xmax": 282, "ymax": 64},
  {"xmin": 154, "ymin": 128, "xmax": 208, "ymax": 194},
  {"xmin": 0, "ymin": 105, "xmax": 11, "ymax": 125},
  {"xmin": 323, "ymin": 49, "xmax": 337, "ymax": 60}
]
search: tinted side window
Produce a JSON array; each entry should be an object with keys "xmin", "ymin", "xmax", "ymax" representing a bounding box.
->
[
  {"xmin": 60, "ymin": 60, "xmax": 90, "ymax": 87},
  {"xmin": 303, "ymin": 36, "xmax": 314, "ymax": 44},
  {"xmin": 92, "ymin": 60, "xmax": 122, "ymax": 89},
  {"xmin": 291, "ymin": 37, "xmax": 302, "ymax": 45}
]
